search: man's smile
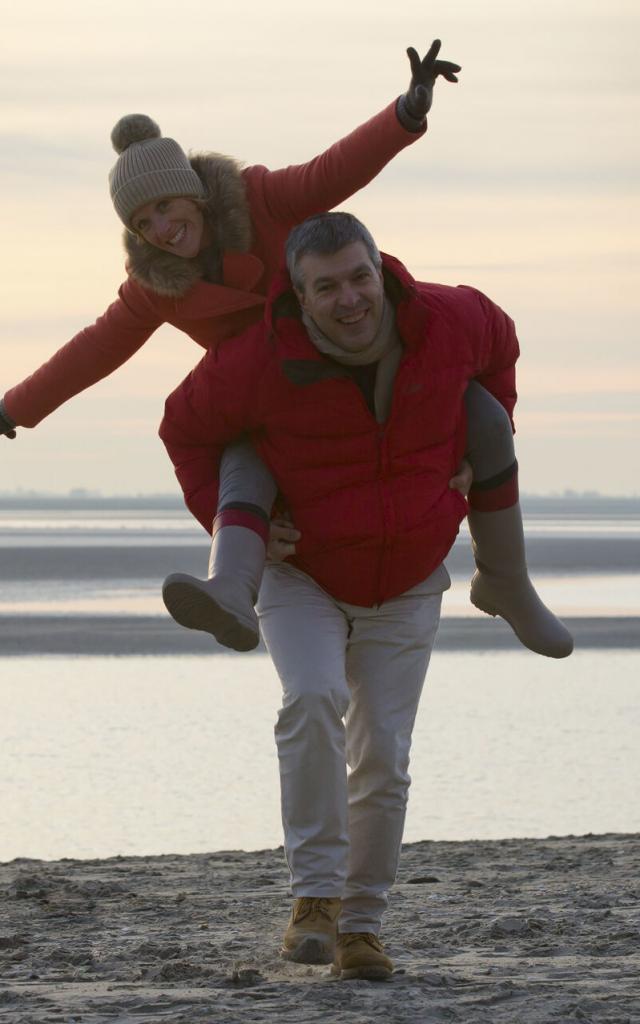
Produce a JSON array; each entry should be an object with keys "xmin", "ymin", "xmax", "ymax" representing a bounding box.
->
[{"xmin": 337, "ymin": 309, "xmax": 369, "ymax": 326}]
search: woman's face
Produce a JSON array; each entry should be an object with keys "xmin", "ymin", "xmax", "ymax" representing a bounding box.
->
[{"xmin": 131, "ymin": 197, "xmax": 208, "ymax": 258}]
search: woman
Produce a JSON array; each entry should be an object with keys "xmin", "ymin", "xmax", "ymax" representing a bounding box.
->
[{"xmin": 1, "ymin": 43, "xmax": 454, "ymax": 434}]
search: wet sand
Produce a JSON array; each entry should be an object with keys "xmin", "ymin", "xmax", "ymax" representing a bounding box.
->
[
  {"xmin": 2, "ymin": 532, "xmax": 637, "ymax": 654},
  {"xmin": 0, "ymin": 614, "xmax": 637, "ymax": 655},
  {"xmin": 2, "ymin": 534, "xmax": 639, "ymax": 579},
  {"xmin": 1, "ymin": 833, "xmax": 638, "ymax": 1023}
]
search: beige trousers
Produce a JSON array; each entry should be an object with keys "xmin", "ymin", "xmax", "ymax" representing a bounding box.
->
[{"xmin": 257, "ymin": 561, "xmax": 449, "ymax": 934}]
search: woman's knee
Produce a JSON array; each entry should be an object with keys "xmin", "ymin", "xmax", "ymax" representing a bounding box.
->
[
  {"xmin": 464, "ymin": 382, "xmax": 515, "ymax": 478},
  {"xmin": 219, "ymin": 439, "xmax": 277, "ymax": 510}
]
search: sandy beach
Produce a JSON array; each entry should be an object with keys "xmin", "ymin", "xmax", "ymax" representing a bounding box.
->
[{"xmin": 1, "ymin": 833, "xmax": 638, "ymax": 1023}]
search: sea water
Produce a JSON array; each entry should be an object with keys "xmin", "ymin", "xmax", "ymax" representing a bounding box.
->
[
  {"xmin": 0, "ymin": 506, "xmax": 638, "ymax": 618},
  {"xmin": 0, "ymin": 502, "xmax": 638, "ymax": 860},
  {"xmin": 1, "ymin": 650, "xmax": 638, "ymax": 862}
]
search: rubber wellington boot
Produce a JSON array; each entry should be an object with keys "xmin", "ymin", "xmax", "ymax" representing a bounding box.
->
[
  {"xmin": 162, "ymin": 526, "xmax": 264, "ymax": 652},
  {"xmin": 468, "ymin": 504, "xmax": 574, "ymax": 658}
]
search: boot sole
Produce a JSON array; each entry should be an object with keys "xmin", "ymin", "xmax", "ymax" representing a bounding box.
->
[
  {"xmin": 471, "ymin": 594, "xmax": 574, "ymax": 658},
  {"xmin": 162, "ymin": 575, "xmax": 259, "ymax": 652},
  {"xmin": 470, "ymin": 581, "xmax": 574, "ymax": 659},
  {"xmin": 281, "ymin": 936, "xmax": 334, "ymax": 965}
]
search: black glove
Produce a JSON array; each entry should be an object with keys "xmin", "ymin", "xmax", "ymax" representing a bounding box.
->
[
  {"xmin": 0, "ymin": 401, "xmax": 17, "ymax": 439},
  {"xmin": 397, "ymin": 39, "xmax": 461, "ymax": 129}
]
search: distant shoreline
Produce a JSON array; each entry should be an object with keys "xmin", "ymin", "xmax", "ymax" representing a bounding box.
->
[
  {"xmin": 1, "ymin": 492, "xmax": 640, "ymax": 515},
  {"xmin": 0, "ymin": 534, "xmax": 638, "ymax": 578},
  {"xmin": 0, "ymin": 615, "xmax": 637, "ymax": 656}
]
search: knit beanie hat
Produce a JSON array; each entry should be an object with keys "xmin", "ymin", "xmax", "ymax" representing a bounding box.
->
[{"xmin": 109, "ymin": 114, "xmax": 205, "ymax": 227}]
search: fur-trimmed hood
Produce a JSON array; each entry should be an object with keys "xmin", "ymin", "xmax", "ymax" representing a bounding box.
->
[{"xmin": 123, "ymin": 152, "xmax": 253, "ymax": 298}]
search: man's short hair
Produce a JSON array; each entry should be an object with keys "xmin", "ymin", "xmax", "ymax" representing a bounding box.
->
[{"xmin": 286, "ymin": 212, "xmax": 382, "ymax": 292}]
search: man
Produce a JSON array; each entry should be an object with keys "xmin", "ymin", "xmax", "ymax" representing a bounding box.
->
[{"xmin": 159, "ymin": 212, "xmax": 520, "ymax": 980}]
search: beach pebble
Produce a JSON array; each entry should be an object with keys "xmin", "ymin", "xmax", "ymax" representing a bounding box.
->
[
  {"xmin": 489, "ymin": 915, "xmax": 532, "ymax": 937},
  {"xmin": 7, "ymin": 875, "xmax": 53, "ymax": 900},
  {"xmin": 230, "ymin": 966, "xmax": 263, "ymax": 986},
  {"xmin": 158, "ymin": 959, "xmax": 205, "ymax": 981}
]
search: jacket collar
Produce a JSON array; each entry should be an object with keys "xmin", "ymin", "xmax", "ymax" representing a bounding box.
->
[
  {"xmin": 123, "ymin": 151, "xmax": 253, "ymax": 298},
  {"xmin": 267, "ymin": 253, "xmax": 430, "ymax": 387}
]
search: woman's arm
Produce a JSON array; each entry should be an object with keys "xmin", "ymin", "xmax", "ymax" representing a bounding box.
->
[
  {"xmin": 252, "ymin": 41, "xmax": 460, "ymax": 225},
  {"xmin": 3, "ymin": 277, "xmax": 163, "ymax": 429}
]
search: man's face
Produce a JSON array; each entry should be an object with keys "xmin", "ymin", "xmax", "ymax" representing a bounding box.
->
[{"xmin": 294, "ymin": 242, "xmax": 385, "ymax": 354}]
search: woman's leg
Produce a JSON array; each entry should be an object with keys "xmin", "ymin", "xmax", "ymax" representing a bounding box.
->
[
  {"xmin": 162, "ymin": 439, "xmax": 277, "ymax": 651},
  {"xmin": 464, "ymin": 382, "xmax": 573, "ymax": 658}
]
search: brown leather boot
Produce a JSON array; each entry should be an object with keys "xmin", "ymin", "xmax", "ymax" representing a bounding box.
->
[
  {"xmin": 280, "ymin": 897, "xmax": 341, "ymax": 964},
  {"xmin": 331, "ymin": 932, "xmax": 393, "ymax": 980}
]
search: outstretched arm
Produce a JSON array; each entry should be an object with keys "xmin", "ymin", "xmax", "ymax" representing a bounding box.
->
[
  {"xmin": 254, "ymin": 39, "xmax": 461, "ymax": 225},
  {"xmin": 2, "ymin": 279, "xmax": 163, "ymax": 430}
]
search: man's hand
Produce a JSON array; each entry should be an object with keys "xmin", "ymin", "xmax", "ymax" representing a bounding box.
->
[
  {"xmin": 267, "ymin": 516, "xmax": 301, "ymax": 563},
  {"xmin": 399, "ymin": 39, "xmax": 461, "ymax": 125},
  {"xmin": 449, "ymin": 458, "xmax": 473, "ymax": 498}
]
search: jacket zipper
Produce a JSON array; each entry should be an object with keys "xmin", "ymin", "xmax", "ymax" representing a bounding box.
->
[
  {"xmin": 337, "ymin": 360, "xmax": 411, "ymax": 606},
  {"xmin": 373, "ymin": 358, "xmax": 412, "ymax": 604},
  {"xmin": 375, "ymin": 425, "xmax": 388, "ymax": 606}
]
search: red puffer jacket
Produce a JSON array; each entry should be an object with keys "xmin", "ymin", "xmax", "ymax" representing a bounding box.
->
[
  {"xmin": 160, "ymin": 255, "xmax": 519, "ymax": 606},
  {"xmin": 4, "ymin": 101, "xmax": 423, "ymax": 428}
]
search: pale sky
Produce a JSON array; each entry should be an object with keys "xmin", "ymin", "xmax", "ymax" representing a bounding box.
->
[{"xmin": 1, "ymin": 0, "xmax": 638, "ymax": 495}]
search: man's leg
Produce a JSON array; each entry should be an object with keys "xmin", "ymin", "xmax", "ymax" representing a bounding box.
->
[
  {"xmin": 339, "ymin": 567, "xmax": 446, "ymax": 937},
  {"xmin": 257, "ymin": 562, "xmax": 350, "ymax": 962}
]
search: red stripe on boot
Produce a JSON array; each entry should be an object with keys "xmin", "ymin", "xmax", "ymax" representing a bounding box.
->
[
  {"xmin": 212, "ymin": 510, "xmax": 270, "ymax": 545},
  {"xmin": 468, "ymin": 474, "xmax": 519, "ymax": 512}
]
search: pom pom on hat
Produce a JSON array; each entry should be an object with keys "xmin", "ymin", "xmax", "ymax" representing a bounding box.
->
[
  {"xmin": 108, "ymin": 115, "xmax": 205, "ymax": 227},
  {"xmin": 111, "ymin": 113, "xmax": 161, "ymax": 155}
]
